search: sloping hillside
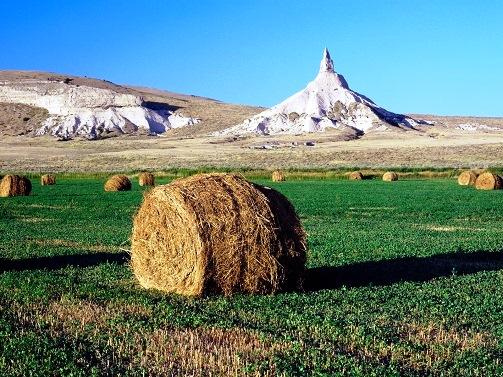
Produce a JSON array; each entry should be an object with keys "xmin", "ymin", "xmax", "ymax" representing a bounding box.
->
[{"xmin": 0, "ymin": 70, "xmax": 262, "ymax": 139}]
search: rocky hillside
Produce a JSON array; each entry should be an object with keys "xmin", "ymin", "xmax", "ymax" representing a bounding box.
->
[
  {"xmin": 0, "ymin": 70, "xmax": 502, "ymax": 141},
  {"xmin": 0, "ymin": 71, "xmax": 261, "ymax": 140},
  {"xmin": 0, "ymin": 71, "xmax": 201, "ymax": 139}
]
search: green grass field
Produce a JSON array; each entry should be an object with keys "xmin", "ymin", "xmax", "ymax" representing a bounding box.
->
[{"xmin": 1, "ymin": 177, "xmax": 503, "ymax": 376}]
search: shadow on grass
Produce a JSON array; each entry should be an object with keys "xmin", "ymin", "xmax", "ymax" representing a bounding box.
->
[
  {"xmin": 2, "ymin": 250, "xmax": 503, "ymax": 292},
  {"xmin": 0, "ymin": 252, "xmax": 129, "ymax": 272},
  {"xmin": 306, "ymin": 250, "xmax": 503, "ymax": 291}
]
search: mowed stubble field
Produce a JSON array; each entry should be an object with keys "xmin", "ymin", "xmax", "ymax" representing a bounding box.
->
[{"xmin": 1, "ymin": 177, "xmax": 503, "ymax": 376}]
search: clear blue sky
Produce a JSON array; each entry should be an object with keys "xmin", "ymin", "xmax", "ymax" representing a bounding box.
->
[{"xmin": 1, "ymin": 1, "xmax": 502, "ymax": 116}]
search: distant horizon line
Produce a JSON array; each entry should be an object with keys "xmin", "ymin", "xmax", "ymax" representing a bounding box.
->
[{"xmin": 1, "ymin": 67, "xmax": 502, "ymax": 119}]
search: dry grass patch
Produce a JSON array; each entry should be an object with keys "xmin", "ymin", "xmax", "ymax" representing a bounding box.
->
[
  {"xmin": 271, "ymin": 170, "xmax": 286, "ymax": 182},
  {"xmin": 7, "ymin": 299, "xmax": 152, "ymax": 339},
  {"xmin": 348, "ymin": 206, "xmax": 396, "ymax": 211},
  {"xmin": 17, "ymin": 216, "xmax": 54, "ymax": 223},
  {"xmin": 398, "ymin": 321, "xmax": 495, "ymax": 351},
  {"xmin": 25, "ymin": 204, "xmax": 74, "ymax": 210},
  {"xmin": 135, "ymin": 327, "xmax": 288, "ymax": 376},
  {"xmin": 312, "ymin": 321, "xmax": 498, "ymax": 374},
  {"xmin": 7, "ymin": 299, "xmax": 287, "ymax": 376},
  {"xmin": 47, "ymin": 300, "xmax": 152, "ymax": 333},
  {"xmin": 417, "ymin": 224, "xmax": 485, "ymax": 232}
]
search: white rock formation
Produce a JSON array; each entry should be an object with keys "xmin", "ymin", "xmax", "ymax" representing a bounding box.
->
[
  {"xmin": 217, "ymin": 49, "xmax": 425, "ymax": 136},
  {"xmin": 0, "ymin": 79, "xmax": 198, "ymax": 139},
  {"xmin": 456, "ymin": 123, "xmax": 503, "ymax": 132}
]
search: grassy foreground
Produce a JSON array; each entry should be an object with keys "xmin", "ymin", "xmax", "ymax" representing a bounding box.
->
[{"xmin": 1, "ymin": 177, "xmax": 503, "ymax": 376}]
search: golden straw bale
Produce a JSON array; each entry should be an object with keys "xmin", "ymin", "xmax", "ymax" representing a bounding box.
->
[
  {"xmin": 41, "ymin": 174, "xmax": 56, "ymax": 186},
  {"xmin": 131, "ymin": 173, "xmax": 307, "ymax": 296},
  {"xmin": 382, "ymin": 172, "xmax": 398, "ymax": 182},
  {"xmin": 349, "ymin": 171, "xmax": 364, "ymax": 180},
  {"xmin": 138, "ymin": 172, "xmax": 155, "ymax": 187},
  {"xmin": 474, "ymin": 172, "xmax": 503, "ymax": 190},
  {"xmin": 271, "ymin": 170, "xmax": 285, "ymax": 182},
  {"xmin": 457, "ymin": 171, "xmax": 478, "ymax": 186},
  {"xmin": 0, "ymin": 175, "xmax": 32, "ymax": 197},
  {"xmin": 104, "ymin": 175, "xmax": 132, "ymax": 192}
]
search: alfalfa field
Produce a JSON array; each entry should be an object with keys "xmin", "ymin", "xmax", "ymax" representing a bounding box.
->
[{"xmin": 1, "ymin": 176, "xmax": 503, "ymax": 376}]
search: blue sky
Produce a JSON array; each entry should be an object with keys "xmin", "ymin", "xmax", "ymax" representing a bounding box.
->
[{"xmin": 1, "ymin": 1, "xmax": 502, "ymax": 116}]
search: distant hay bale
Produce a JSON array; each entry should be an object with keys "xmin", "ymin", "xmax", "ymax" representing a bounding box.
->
[
  {"xmin": 474, "ymin": 172, "xmax": 503, "ymax": 191},
  {"xmin": 41, "ymin": 174, "xmax": 56, "ymax": 186},
  {"xmin": 138, "ymin": 172, "xmax": 155, "ymax": 187},
  {"xmin": 272, "ymin": 170, "xmax": 285, "ymax": 182},
  {"xmin": 457, "ymin": 171, "xmax": 478, "ymax": 186},
  {"xmin": 382, "ymin": 172, "xmax": 398, "ymax": 182},
  {"xmin": 349, "ymin": 171, "xmax": 364, "ymax": 180},
  {"xmin": 104, "ymin": 175, "xmax": 132, "ymax": 192},
  {"xmin": 0, "ymin": 175, "xmax": 32, "ymax": 197},
  {"xmin": 131, "ymin": 173, "xmax": 307, "ymax": 296}
]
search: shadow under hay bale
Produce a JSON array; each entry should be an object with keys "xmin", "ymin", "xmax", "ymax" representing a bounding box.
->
[
  {"xmin": 131, "ymin": 173, "xmax": 307, "ymax": 296},
  {"xmin": 349, "ymin": 171, "xmax": 364, "ymax": 180},
  {"xmin": 306, "ymin": 249, "xmax": 503, "ymax": 291},
  {"xmin": 139, "ymin": 172, "xmax": 155, "ymax": 187},
  {"xmin": 271, "ymin": 170, "xmax": 285, "ymax": 182},
  {"xmin": 457, "ymin": 171, "xmax": 478, "ymax": 186},
  {"xmin": 104, "ymin": 175, "xmax": 132, "ymax": 192},
  {"xmin": 41, "ymin": 174, "xmax": 56, "ymax": 186},
  {"xmin": 382, "ymin": 172, "xmax": 398, "ymax": 182},
  {"xmin": 0, "ymin": 175, "xmax": 32, "ymax": 197},
  {"xmin": 475, "ymin": 172, "xmax": 503, "ymax": 190}
]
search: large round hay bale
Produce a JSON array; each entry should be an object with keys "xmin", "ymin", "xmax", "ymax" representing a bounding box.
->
[
  {"xmin": 0, "ymin": 175, "xmax": 32, "ymax": 197},
  {"xmin": 138, "ymin": 172, "xmax": 155, "ymax": 187},
  {"xmin": 271, "ymin": 170, "xmax": 285, "ymax": 182},
  {"xmin": 474, "ymin": 172, "xmax": 503, "ymax": 190},
  {"xmin": 104, "ymin": 175, "xmax": 132, "ymax": 192},
  {"xmin": 41, "ymin": 174, "xmax": 56, "ymax": 186},
  {"xmin": 349, "ymin": 171, "xmax": 364, "ymax": 180},
  {"xmin": 382, "ymin": 172, "xmax": 398, "ymax": 182},
  {"xmin": 457, "ymin": 170, "xmax": 478, "ymax": 186},
  {"xmin": 131, "ymin": 173, "xmax": 307, "ymax": 296}
]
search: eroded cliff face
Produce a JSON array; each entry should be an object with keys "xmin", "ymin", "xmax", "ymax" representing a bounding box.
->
[
  {"xmin": 0, "ymin": 78, "xmax": 198, "ymax": 139},
  {"xmin": 216, "ymin": 49, "xmax": 428, "ymax": 137}
]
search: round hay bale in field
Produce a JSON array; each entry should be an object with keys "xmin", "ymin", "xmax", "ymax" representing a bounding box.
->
[
  {"xmin": 104, "ymin": 175, "xmax": 132, "ymax": 192},
  {"xmin": 131, "ymin": 173, "xmax": 307, "ymax": 296},
  {"xmin": 138, "ymin": 172, "xmax": 155, "ymax": 187},
  {"xmin": 457, "ymin": 170, "xmax": 478, "ymax": 186},
  {"xmin": 382, "ymin": 172, "xmax": 398, "ymax": 182},
  {"xmin": 271, "ymin": 170, "xmax": 285, "ymax": 182},
  {"xmin": 349, "ymin": 171, "xmax": 364, "ymax": 180},
  {"xmin": 40, "ymin": 174, "xmax": 56, "ymax": 186},
  {"xmin": 0, "ymin": 175, "xmax": 32, "ymax": 197},
  {"xmin": 474, "ymin": 172, "xmax": 503, "ymax": 190}
]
